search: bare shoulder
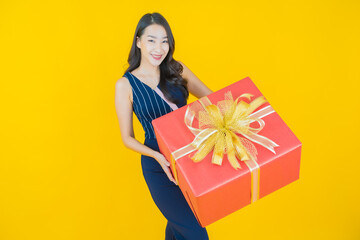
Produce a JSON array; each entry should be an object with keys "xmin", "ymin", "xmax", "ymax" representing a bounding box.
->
[
  {"xmin": 177, "ymin": 60, "xmax": 197, "ymax": 83},
  {"xmin": 176, "ymin": 60, "xmax": 213, "ymax": 98},
  {"xmin": 178, "ymin": 60, "xmax": 188, "ymax": 78},
  {"xmin": 115, "ymin": 76, "xmax": 132, "ymax": 103},
  {"xmin": 177, "ymin": 61, "xmax": 187, "ymax": 70},
  {"xmin": 178, "ymin": 60, "xmax": 185, "ymax": 68},
  {"xmin": 115, "ymin": 76, "xmax": 131, "ymax": 89}
]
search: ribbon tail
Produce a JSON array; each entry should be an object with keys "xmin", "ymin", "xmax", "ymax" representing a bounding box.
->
[
  {"xmin": 245, "ymin": 96, "xmax": 268, "ymax": 116},
  {"xmin": 191, "ymin": 133, "xmax": 217, "ymax": 163},
  {"xmin": 225, "ymin": 131, "xmax": 241, "ymax": 169},
  {"xmin": 230, "ymin": 131, "xmax": 250, "ymax": 161},
  {"xmin": 212, "ymin": 132, "xmax": 225, "ymax": 165}
]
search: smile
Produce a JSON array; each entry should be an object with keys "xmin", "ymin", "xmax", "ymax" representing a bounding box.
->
[{"xmin": 152, "ymin": 54, "xmax": 162, "ymax": 60}]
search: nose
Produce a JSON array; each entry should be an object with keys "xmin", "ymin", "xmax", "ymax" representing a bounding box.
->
[{"xmin": 153, "ymin": 41, "xmax": 163, "ymax": 53}]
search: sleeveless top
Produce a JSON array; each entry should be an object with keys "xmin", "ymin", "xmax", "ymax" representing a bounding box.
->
[{"xmin": 123, "ymin": 72, "xmax": 187, "ymax": 139}]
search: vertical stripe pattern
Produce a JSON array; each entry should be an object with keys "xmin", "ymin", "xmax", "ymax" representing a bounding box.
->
[{"xmin": 123, "ymin": 72, "xmax": 187, "ymax": 139}]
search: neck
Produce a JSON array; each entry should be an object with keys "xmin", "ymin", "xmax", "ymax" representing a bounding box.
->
[{"xmin": 137, "ymin": 59, "xmax": 160, "ymax": 76}]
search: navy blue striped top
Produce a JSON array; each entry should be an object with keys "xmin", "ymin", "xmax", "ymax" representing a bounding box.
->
[{"xmin": 123, "ymin": 71, "xmax": 187, "ymax": 139}]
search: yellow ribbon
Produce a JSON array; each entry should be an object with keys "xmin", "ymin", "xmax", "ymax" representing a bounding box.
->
[{"xmin": 171, "ymin": 91, "xmax": 279, "ymax": 202}]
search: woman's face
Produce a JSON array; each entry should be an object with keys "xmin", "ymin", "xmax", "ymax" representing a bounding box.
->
[{"xmin": 136, "ymin": 24, "xmax": 169, "ymax": 67}]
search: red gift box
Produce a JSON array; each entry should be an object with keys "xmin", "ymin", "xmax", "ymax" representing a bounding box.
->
[{"xmin": 152, "ymin": 77, "xmax": 302, "ymax": 227}]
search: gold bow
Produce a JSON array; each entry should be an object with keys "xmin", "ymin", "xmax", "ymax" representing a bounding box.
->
[{"xmin": 184, "ymin": 91, "xmax": 279, "ymax": 169}]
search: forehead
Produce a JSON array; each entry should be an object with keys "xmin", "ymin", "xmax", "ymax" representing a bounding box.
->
[{"xmin": 143, "ymin": 24, "xmax": 167, "ymax": 38}]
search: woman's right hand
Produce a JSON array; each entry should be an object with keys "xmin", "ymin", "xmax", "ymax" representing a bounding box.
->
[{"xmin": 153, "ymin": 151, "xmax": 178, "ymax": 185}]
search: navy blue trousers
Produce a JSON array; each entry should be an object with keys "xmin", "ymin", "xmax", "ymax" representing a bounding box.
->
[{"xmin": 141, "ymin": 138, "xmax": 209, "ymax": 240}]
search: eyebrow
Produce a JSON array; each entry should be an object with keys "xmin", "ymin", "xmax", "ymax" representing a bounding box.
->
[{"xmin": 147, "ymin": 35, "xmax": 168, "ymax": 39}]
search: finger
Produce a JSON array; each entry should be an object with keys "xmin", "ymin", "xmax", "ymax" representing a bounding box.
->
[
  {"xmin": 171, "ymin": 176, "xmax": 178, "ymax": 185},
  {"xmin": 170, "ymin": 175, "xmax": 177, "ymax": 185},
  {"xmin": 163, "ymin": 168, "xmax": 176, "ymax": 183},
  {"xmin": 160, "ymin": 164, "xmax": 177, "ymax": 185},
  {"xmin": 166, "ymin": 168, "xmax": 176, "ymax": 183},
  {"xmin": 165, "ymin": 166, "xmax": 177, "ymax": 185},
  {"xmin": 163, "ymin": 167, "xmax": 172, "ymax": 179},
  {"xmin": 159, "ymin": 159, "xmax": 170, "ymax": 167}
]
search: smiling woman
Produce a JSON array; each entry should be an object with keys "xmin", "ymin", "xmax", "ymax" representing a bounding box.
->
[
  {"xmin": 114, "ymin": 12, "xmax": 212, "ymax": 240},
  {"xmin": 136, "ymin": 25, "xmax": 170, "ymax": 71}
]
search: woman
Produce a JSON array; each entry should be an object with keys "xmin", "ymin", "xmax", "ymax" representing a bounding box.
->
[{"xmin": 115, "ymin": 12, "xmax": 213, "ymax": 240}]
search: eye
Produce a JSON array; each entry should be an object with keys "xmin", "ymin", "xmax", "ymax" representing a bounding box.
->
[
  {"xmin": 163, "ymin": 40, "xmax": 168, "ymax": 43},
  {"xmin": 148, "ymin": 40, "xmax": 154, "ymax": 42}
]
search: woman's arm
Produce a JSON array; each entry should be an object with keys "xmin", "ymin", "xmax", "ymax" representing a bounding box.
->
[
  {"xmin": 114, "ymin": 77, "xmax": 177, "ymax": 184},
  {"xmin": 178, "ymin": 61, "xmax": 214, "ymax": 98}
]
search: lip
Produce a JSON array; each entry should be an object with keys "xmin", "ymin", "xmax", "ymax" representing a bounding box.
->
[{"xmin": 152, "ymin": 54, "xmax": 162, "ymax": 60}]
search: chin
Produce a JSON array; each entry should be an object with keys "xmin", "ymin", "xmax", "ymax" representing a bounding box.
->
[{"xmin": 150, "ymin": 59, "xmax": 163, "ymax": 66}]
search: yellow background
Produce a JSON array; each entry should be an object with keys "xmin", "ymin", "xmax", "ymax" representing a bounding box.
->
[{"xmin": 1, "ymin": 0, "xmax": 359, "ymax": 239}]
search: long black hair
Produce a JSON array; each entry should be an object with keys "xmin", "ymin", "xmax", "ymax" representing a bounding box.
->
[{"xmin": 124, "ymin": 12, "xmax": 189, "ymax": 104}]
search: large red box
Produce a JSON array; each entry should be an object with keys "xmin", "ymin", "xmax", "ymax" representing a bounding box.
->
[{"xmin": 152, "ymin": 77, "xmax": 302, "ymax": 227}]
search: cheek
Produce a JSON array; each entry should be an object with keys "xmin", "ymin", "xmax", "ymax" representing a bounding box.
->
[
  {"xmin": 143, "ymin": 43, "xmax": 153, "ymax": 51},
  {"xmin": 163, "ymin": 44, "xmax": 170, "ymax": 52}
]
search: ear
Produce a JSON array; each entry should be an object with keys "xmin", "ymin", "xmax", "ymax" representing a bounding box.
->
[{"xmin": 136, "ymin": 36, "xmax": 141, "ymax": 49}]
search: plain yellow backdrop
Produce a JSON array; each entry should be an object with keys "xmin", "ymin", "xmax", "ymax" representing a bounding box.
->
[{"xmin": 1, "ymin": 0, "xmax": 359, "ymax": 239}]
